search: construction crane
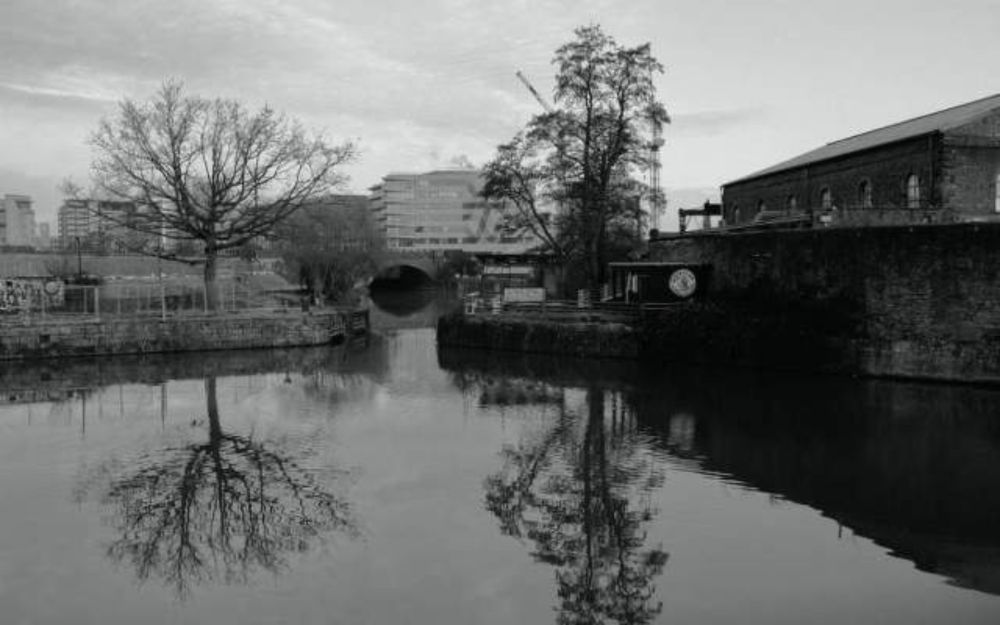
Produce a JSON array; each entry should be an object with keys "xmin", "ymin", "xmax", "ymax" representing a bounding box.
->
[
  {"xmin": 515, "ymin": 70, "xmax": 553, "ymax": 113},
  {"xmin": 648, "ymin": 117, "xmax": 665, "ymax": 232},
  {"xmin": 647, "ymin": 70, "xmax": 669, "ymax": 233}
]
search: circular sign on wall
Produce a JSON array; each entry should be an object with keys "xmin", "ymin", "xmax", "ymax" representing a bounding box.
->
[{"xmin": 668, "ymin": 268, "xmax": 697, "ymax": 298}]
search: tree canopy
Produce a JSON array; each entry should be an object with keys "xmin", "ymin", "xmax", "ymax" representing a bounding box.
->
[
  {"xmin": 276, "ymin": 195, "xmax": 382, "ymax": 304},
  {"xmin": 483, "ymin": 25, "xmax": 668, "ymax": 288},
  {"xmin": 89, "ymin": 80, "xmax": 357, "ymax": 309}
]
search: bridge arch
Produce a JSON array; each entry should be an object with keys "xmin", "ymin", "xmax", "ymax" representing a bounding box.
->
[{"xmin": 369, "ymin": 253, "xmax": 440, "ymax": 287}]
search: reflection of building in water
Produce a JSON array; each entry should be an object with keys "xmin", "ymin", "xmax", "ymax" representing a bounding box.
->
[
  {"xmin": 0, "ymin": 388, "xmax": 78, "ymax": 405},
  {"xmin": 477, "ymin": 378, "xmax": 563, "ymax": 406},
  {"xmin": 627, "ymin": 373, "xmax": 1000, "ymax": 596},
  {"xmin": 441, "ymin": 345, "xmax": 1000, "ymax": 597}
]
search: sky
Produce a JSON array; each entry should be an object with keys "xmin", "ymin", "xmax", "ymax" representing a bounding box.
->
[{"xmin": 1, "ymin": 0, "xmax": 997, "ymax": 231}]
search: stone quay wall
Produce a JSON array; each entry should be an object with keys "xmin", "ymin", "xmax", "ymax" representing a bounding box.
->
[
  {"xmin": 647, "ymin": 223, "xmax": 1000, "ymax": 383},
  {"xmin": 440, "ymin": 224, "xmax": 1000, "ymax": 384},
  {"xmin": 0, "ymin": 310, "xmax": 359, "ymax": 361},
  {"xmin": 437, "ymin": 313, "xmax": 641, "ymax": 360}
]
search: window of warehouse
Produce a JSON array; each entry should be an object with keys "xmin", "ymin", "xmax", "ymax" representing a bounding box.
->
[{"xmin": 906, "ymin": 174, "xmax": 921, "ymax": 209}]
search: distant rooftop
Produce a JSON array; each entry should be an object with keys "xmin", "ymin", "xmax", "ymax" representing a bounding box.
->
[
  {"xmin": 382, "ymin": 169, "xmax": 482, "ymax": 178},
  {"xmin": 726, "ymin": 92, "xmax": 1000, "ymax": 186}
]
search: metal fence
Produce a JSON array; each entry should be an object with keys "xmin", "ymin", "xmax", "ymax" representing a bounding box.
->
[
  {"xmin": 461, "ymin": 288, "xmax": 683, "ymax": 324},
  {"xmin": 1, "ymin": 281, "xmax": 282, "ymax": 320}
]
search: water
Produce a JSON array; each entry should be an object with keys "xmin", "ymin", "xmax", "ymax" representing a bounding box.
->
[{"xmin": 1, "ymin": 294, "xmax": 1000, "ymax": 624}]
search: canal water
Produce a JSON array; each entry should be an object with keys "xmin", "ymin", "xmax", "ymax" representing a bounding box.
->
[{"xmin": 1, "ymin": 293, "xmax": 1000, "ymax": 624}]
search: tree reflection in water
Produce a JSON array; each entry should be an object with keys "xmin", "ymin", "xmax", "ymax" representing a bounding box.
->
[
  {"xmin": 86, "ymin": 376, "xmax": 355, "ymax": 598},
  {"xmin": 484, "ymin": 386, "xmax": 669, "ymax": 624}
]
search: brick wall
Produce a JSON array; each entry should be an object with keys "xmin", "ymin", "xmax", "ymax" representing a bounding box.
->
[
  {"xmin": 649, "ymin": 224, "xmax": 1000, "ymax": 382},
  {"xmin": 941, "ymin": 110, "xmax": 1000, "ymax": 214},
  {"xmin": 722, "ymin": 135, "xmax": 939, "ymax": 224}
]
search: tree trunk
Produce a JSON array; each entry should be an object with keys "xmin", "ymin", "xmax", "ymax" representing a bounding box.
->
[
  {"xmin": 203, "ymin": 248, "xmax": 219, "ymax": 311},
  {"xmin": 205, "ymin": 376, "xmax": 222, "ymax": 443}
]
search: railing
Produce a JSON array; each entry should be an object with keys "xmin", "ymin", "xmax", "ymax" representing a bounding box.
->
[
  {"xmin": 0, "ymin": 281, "xmax": 293, "ymax": 321},
  {"xmin": 348, "ymin": 309, "xmax": 370, "ymax": 335},
  {"xmin": 462, "ymin": 288, "xmax": 686, "ymax": 324}
]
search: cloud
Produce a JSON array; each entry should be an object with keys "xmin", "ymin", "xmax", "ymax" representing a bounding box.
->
[{"xmin": 670, "ymin": 107, "xmax": 769, "ymax": 137}]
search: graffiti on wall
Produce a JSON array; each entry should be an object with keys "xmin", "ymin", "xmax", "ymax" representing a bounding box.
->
[{"xmin": 0, "ymin": 279, "xmax": 65, "ymax": 313}]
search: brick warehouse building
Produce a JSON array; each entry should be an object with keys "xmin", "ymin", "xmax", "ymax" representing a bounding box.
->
[{"xmin": 721, "ymin": 93, "xmax": 1000, "ymax": 226}]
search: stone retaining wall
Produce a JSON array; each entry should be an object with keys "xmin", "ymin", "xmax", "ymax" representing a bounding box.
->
[
  {"xmin": 0, "ymin": 310, "xmax": 355, "ymax": 361},
  {"xmin": 439, "ymin": 223, "xmax": 1000, "ymax": 383},
  {"xmin": 648, "ymin": 223, "xmax": 1000, "ymax": 383},
  {"xmin": 437, "ymin": 313, "xmax": 640, "ymax": 360}
]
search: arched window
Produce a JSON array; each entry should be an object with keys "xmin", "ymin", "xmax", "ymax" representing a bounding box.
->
[
  {"xmin": 820, "ymin": 187, "xmax": 833, "ymax": 210},
  {"xmin": 786, "ymin": 195, "xmax": 797, "ymax": 213},
  {"xmin": 757, "ymin": 200, "xmax": 767, "ymax": 214},
  {"xmin": 731, "ymin": 204, "xmax": 741, "ymax": 224},
  {"xmin": 995, "ymin": 172, "xmax": 999, "ymax": 213},
  {"xmin": 906, "ymin": 173, "xmax": 921, "ymax": 209},
  {"xmin": 858, "ymin": 179, "xmax": 873, "ymax": 209}
]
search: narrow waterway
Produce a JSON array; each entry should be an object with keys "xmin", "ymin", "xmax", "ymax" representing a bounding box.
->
[{"xmin": 1, "ymin": 292, "xmax": 999, "ymax": 624}]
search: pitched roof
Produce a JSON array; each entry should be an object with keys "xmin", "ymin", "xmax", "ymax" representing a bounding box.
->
[{"xmin": 725, "ymin": 93, "xmax": 1000, "ymax": 186}]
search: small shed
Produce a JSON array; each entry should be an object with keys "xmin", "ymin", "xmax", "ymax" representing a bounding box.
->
[{"xmin": 606, "ymin": 262, "xmax": 710, "ymax": 303}]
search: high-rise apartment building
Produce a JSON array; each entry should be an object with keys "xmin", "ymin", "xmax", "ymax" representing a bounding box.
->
[
  {"xmin": 0, "ymin": 194, "xmax": 36, "ymax": 247},
  {"xmin": 36, "ymin": 222, "xmax": 51, "ymax": 250},
  {"xmin": 57, "ymin": 198, "xmax": 142, "ymax": 251},
  {"xmin": 368, "ymin": 170, "xmax": 537, "ymax": 253}
]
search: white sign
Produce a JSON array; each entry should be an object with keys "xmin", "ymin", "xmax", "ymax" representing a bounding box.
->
[
  {"xmin": 668, "ymin": 268, "xmax": 698, "ymax": 298},
  {"xmin": 503, "ymin": 287, "xmax": 545, "ymax": 303}
]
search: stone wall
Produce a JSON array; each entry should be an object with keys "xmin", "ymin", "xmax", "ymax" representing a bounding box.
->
[
  {"xmin": 649, "ymin": 223, "xmax": 1000, "ymax": 383},
  {"xmin": 437, "ymin": 313, "xmax": 640, "ymax": 360},
  {"xmin": 0, "ymin": 311, "xmax": 351, "ymax": 361}
]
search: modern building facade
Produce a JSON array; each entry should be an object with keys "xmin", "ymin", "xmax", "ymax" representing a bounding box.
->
[
  {"xmin": 368, "ymin": 170, "xmax": 538, "ymax": 253},
  {"xmin": 57, "ymin": 198, "xmax": 142, "ymax": 252},
  {"xmin": 0, "ymin": 194, "xmax": 36, "ymax": 247},
  {"xmin": 722, "ymin": 94, "xmax": 1000, "ymax": 226}
]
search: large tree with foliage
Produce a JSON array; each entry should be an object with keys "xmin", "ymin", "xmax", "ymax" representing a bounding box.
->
[
  {"xmin": 483, "ymin": 25, "xmax": 668, "ymax": 288},
  {"xmin": 89, "ymin": 80, "xmax": 357, "ymax": 310}
]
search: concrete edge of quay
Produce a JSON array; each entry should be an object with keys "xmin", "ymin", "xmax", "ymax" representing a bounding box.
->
[
  {"xmin": 0, "ymin": 308, "xmax": 370, "ymax": 361},
  {"xmin": 436, "ymin": 307, "xmax": 1000, "ymax": 386},
  {"xmin": 436, "ymin": 311, "xmax": 642, "ymax": 360}
]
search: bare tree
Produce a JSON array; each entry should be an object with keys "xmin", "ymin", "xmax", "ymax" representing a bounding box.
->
[
  {"xmin": 89, "ymin": 80, "xmax": 357, "ymax": 309},
  {"xmin": 82, "ymin": 377, "xmax": 356, "ymax": 598}
]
